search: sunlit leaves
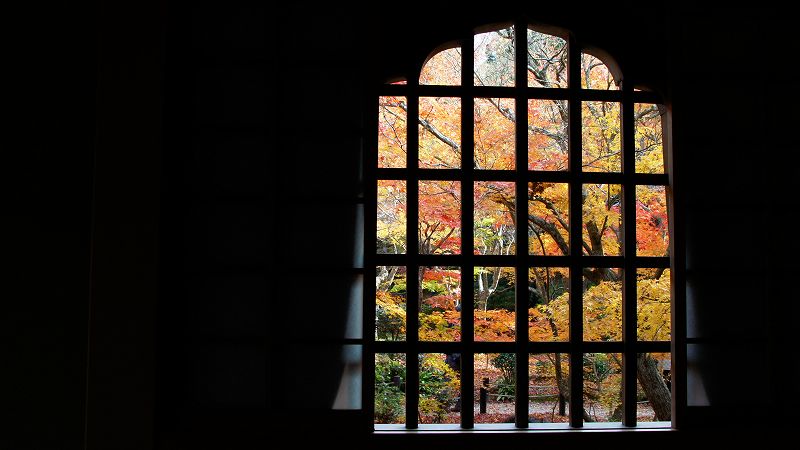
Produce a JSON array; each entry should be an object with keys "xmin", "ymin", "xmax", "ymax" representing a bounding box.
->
[
  {"xmin": 474, "ymin": 98, "xmax": 515, "ymax": 170},
  {"xmin": 377, "ymin": 180, "xmax": 406, "ymax": 254},
  {"xmin": 420, "ymin": 266, "xmax": 461, "ymax": 342},
  {"xmin": 528, "ymin": 267, "xmax": 570, "ymax": 341},
  {"xmin": 420, "ymin": 47, "xmax": 461, "ymax": 86},
  {"xmin": 582, "ymin": 184, "xmax": 622, "ymax": 256},
  {"xmin": 419, "ymin": 181, "xmax": 461, "ymax": 254},
  {"xmin": 419, "ymin": 97, "xmax": 461, "ymax": 169},
  {"xmin": 637, "ymin": 269, "xmax": 671, "ymax": 341},
  {"xmin": 527, "ymin": 29, "xmax": 567, "ymax": 88},
  {"xmin": 528, "ymin": 99, "xmax": 568, "ymax": 170},
  {"xmin": 474, "ymin": 182, "xmax": 516, "ymax": 256},
  {"xmin": 474, "ymin": 27, "xmax": 514, "ymax": 87},
  {"xmin": 528, "ymin": 182, "xmax": 569, "ymax": 256},
  {"xmin": 581, "ymin": 53, "xmax": 618, "ymax": 90},
  {"xmin": 636, "ymin": 185, "xmax": 669, "ymax": 256},
  {"xmin": 582, "ymin": 102, "xmax": 621, "ymax": 172},
  {"xmin": 378, "ymin": 96, "xmax": 407, "ymax": 168},
  {"xmin": 583, "ymin": 270, "xmax": 622, "ymax": 342},
  {"xmin": 634, "ymin": 103, "xmax": 665, "ymax": 173}
]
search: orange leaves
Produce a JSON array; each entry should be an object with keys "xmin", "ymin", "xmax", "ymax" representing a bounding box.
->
[
  {"xmin": 378, "ymin": 96, "xmax": 407, "ymax": 168},
  {"xmin": 420, "ymin": 47, "xmax": 461, "ymax": 86},
  {"xmin": 474, "ymin": 98, "xmax": 515, "ymax": 170},
  {"xmin": 474, "ymin": 309, "xmax": 515, "ymax": 342},
  {"xmin": 528, "ymin": 99, "xmax": 568, "ymax": 171},
  {"xmin": 636, "ymin": 185, "xmax": 669, "ymax": 256},
  {"xmin": 419, "ymin": 180, "xmax": 461, "ymax": 254}
]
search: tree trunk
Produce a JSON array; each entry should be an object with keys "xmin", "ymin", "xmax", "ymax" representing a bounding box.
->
[
  {"xmin": 636, "ymin": 354, "xmax": 671, "ymax": 421},
  {"xmin": 553, "ymin": 353, "xmax": 566, "ymax": 416}
]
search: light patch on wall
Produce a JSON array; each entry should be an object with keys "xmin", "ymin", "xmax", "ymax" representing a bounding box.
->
[
  {"xmin": 332, "ymin": 345, "xmax": 362, "ymax": 409},
  {"xmin": 687, "ymin": 344, "xmax": 710, "ymax": 406}
]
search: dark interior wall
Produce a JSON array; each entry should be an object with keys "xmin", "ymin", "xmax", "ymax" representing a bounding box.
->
[
  {"xmin": 1, "ymin": 3, "xmax": 96, "ymax": 449},
  {"xmin": 2, "ymin": 3, "xmax": 798, "ymax": 449}
]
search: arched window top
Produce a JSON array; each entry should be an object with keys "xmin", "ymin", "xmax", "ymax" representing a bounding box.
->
[
  {"xmin": 580, "ymin": 51, "xmax": 620, "ymax": 90},
  {"xmin": 473, "ymin": 25, "xmax": 515, "ymax": 87},
  {"xmin": 416, "ymin": 25, "xmax": 622, "ymax": 91},
  {"xmin": 372, "ymin": 19, "xmax": 674, "ymax": 431},
  {"xmin": 526, "ymin": 27, "xmax": 568, "ymax": 88},
  {"xmin": 419, "ymin": 45, "xmax": 461, "ymax": 86}
]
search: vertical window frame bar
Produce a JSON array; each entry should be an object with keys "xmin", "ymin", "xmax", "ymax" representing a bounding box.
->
[
  {"xmin": 460, "ymin": 29, "xmax": 476, "ymax": 430},
  {"xmin": 514, "ymin": 20, "xmax": 529, "ymax": 429},
  {"xmin": 567, "ymin": 34, "xmax": 584, "ymax": 429},
  {"xmin": 621, "ymin": 81, "xmax": 638, "ymax": 427},
  {"xmin": 405, "ymin": 71, "xmax": 420, "ymax": 429}
]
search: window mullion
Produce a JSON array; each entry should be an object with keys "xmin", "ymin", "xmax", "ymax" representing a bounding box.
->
[
  {"xmin": 621, "ymin": 80, "xmax": 638, "ymax": 427},
  {"xmin": 567, "ymin": 34, "xmax": 584, "ymax": 429},
  {"xmin": 406, "ymin": 76, "xmax": 420, "ymax": 429},
  {"xmin": 460, "ymin": 28, "xmax": 475, "ymax": 430},
  {"xmin": 513, "ymin": 19, "xmax": 529, "ymax": 429}
]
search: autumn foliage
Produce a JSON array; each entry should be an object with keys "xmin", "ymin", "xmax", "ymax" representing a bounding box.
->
[{"xmin": 375, "ymin": 25, "xmax": 670, "ymax": 425}]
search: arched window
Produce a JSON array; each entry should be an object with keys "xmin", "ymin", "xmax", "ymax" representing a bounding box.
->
[{"xmin": 368, "ymin": 20, "xmax": 675, "ymax": 430}]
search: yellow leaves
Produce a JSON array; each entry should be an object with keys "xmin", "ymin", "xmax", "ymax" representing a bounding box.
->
[
  {"xmin": 634, "ymin": 103, "xmax": 665, "ymax": 174},
  {"xmin": 637, "ymin": 269, "xmax": 671, "ymax": 341},
  {"xmin": 419, "ymin": 310, "xmax": 460, "ymax": 342},
  {"xmin": 583, "ymin": 280, "xmax": 622, "ymax": 342},
  {"xmin": 581, "ymin": 101, "xmax": 621, "ymax": 172}
]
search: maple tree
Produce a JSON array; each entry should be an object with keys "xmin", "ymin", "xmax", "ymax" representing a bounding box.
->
[{"xmin": 376, "ymin": 26, "xmax": 671, "ymax": 423}]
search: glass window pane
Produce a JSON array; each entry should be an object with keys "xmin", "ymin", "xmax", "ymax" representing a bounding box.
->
[
  {"xmin": 528, "ymin": 99, "xmax": 568, "ymax": 170},
  {"xmin": 529, "ymin": 182, "xmax": 569, "ymax": 256},
  {"xmin": 583, "ymin": 353, "xmax": 622, "ymax": 423},
  {"xmin": 419, "ymin": 353, "xmax": 461, "ymax": 424},
  {"xmin": 474, "ymin": 26, "xmax": 515, "ymax": 87},
  {"xmin": 529, "ymin": 353, "xmax": 569, "ymax": 423},
  {"xmin": 636, "ymin": 353, "xmax": 672, "ymax": 423},
  {"xmin": 474, "ymin": 267, "xmax": 515, "ymax": 342},
  {"xmin": 475, "ymin": 353, "xmax": 515, "ymax": 423},
  {"xmin": 583, "ymin": 268, "xmax": 622, "ymax": 342},
  {"xmin": 582, "ymin": 183, "xmax": 622, "ymax": 256},
  {"xmin": 419, "ymin": 97, "xmax": 461, "ymax": 169},
  {"xmin": 526, "ymin": 29, "xmax": 567, "ymax": 88},
  {"xmin": 636, "ymin": 185, "xmax": 669, "ymax": 256},
  {"xmin": 420, "ymin": 47, "xmax": 461, "ymax": 86},
  {"xmin": 634, "ymin": 103, "xmax": 665, "ymax": 173},
  {"xmin": 375, "ymin": 353, "xmax": 406, "ymax": 424},
  {"xmin": 474, "ymin": 181, "xmax": 516, "ymax": 255},
  {"xmin": 419, "ymin": 180, "xmax": 461, "ymax": 254},
  {"xmin": 376, "ymin": 266, "xmax": 407, "ymax": 341},
  {"xmin": 580, "ymin": 53, "xmax": 619, "ymax": 90},
  {"xmin": 377, "ymin": 180, "xmax": 406, "ymax": 254},
  {"xmin": 378, "ymin": 96, "xmax": 407, "ymax": 168},
  {"xmin": 637, "ymin": 268, "xmax": 671, "ymax": 341},
  {"xmin": 420, "ymin": 267, "xmax": 461, "ymax": 342},
  {"xmin": 582, "ymin": 102, "xmax": 621, "ymax": 172},
  {"xmin": 474, "ymin": 98, "xmax": 515, "ymax": 170},
  {"xmin": 528, "ymin": 267, "xmax": 569, "ymax": 342}
]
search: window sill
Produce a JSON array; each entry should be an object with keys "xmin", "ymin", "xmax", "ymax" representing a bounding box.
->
[{"xmin": 374, "ymin": 422, "xmax": 671, "ymax": 432}]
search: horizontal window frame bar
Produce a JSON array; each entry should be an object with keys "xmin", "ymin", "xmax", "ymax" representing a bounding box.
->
[
  {"xmin": 379, "ymin": 85, "xmax": 662, "ymax": 104},
  {"xmin": 376, "ymin": 168, "xmax": 669, "ymax": 185},
  {"xmin": 373, "ymin": 255, "xmax": 667, "ymax": 267},
  {"xmin": 372, "ymin": 341, "xmax": 670, "ymax": 353}
]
